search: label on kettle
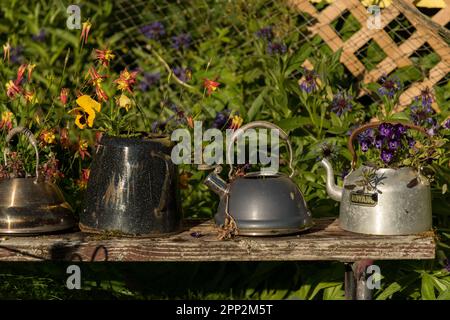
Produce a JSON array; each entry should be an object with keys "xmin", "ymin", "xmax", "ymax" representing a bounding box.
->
[{"xmin": 350, "ymin": 192, "xmax": 378, "ymax": 206}]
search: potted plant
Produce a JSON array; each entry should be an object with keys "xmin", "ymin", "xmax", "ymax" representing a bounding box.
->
[
  {"xmin": 320, "ymin": 77, "xmax": 449, "ymax": 235},
  {"xmin": 69, "ymin": 50, "xmax": 183, "ymax": 236}
]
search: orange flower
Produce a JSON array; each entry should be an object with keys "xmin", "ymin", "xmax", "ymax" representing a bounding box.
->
[
  {"xmin": 95, "ymin": 85, "xmax": 108, "ymax": 102},
  {"xmin": 0, "ymin": 111, "xmax": 13, "ymax": 131},
  {"xmin": 203, "ymin": 78, "xmax": 220, "ymax": 95},
  {"xmin": 88, "ymin": 66, "xmax": 106, "ymax": 87},
  {"xmin": 229, "ymin": 115, "xmax": 243, "ymax": 130},
  {"xmin": 27, "ymin": 64, "xmax": 36, "ymax": 82},
  {"xmin": 186, "ymin": 115, "xmax": 194, "ymax": 129},
  {"xmin": 16, "ymin": 64, "xmax": 27, "ymax": 84},
  {"xmin": 80, "ymin": 21, "xmax": 92, "ymax": 45},
  {"xmin": 77, "ymin": 169, "xmax": 90, "ymax": 190},
  {"xmin": 95, "ymin": 49, "xmax": 115, "ymax": 67},
  {"xmin": 88, "ymin": 67, "xmax": 108, "ymax": 101},
  {"xmin": 59, "ymin": 127, "xmax": 71, "ymax": 149},
  {"xmin": 5, "ymin": 80, "xmax": 21, "ymax": 98},
  {"xmin": 60, "ymin": 88, "xmax": 69, "ymax": 105},
  {"xmin": 77, "ymin": 138, "xmax": 91, "ymax": 160},
  {"xmin": 23, "ymin": 90, "xmax": 37, "ymax": 104},
  {"xmin": 3, "ymin": 42, "xmax": 10, "ymax": 63},
  {"xmin": 39, "ymin": 129, "xmax": 56, "ymax": 145},
  {"xmin": 114, "ymin": 68, "xmax": 138, "ymax": 93}
]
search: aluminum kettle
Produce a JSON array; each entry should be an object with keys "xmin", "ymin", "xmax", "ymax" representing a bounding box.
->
[
  {"xmin": 0, "ymin": 127, "xmax": 76, "ymax": 235},
  {"xmin": 320, "ymin": 121, "xmax": 432, "ymax": 235},
  {"xmin": 204, "ymin": 121, "xmax": 313, "ymax": 236}
]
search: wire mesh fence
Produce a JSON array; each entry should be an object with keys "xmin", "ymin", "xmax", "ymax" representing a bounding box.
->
[{"xmin": 112, "ymin": 0, "xmax": 449, "ymax": 111}]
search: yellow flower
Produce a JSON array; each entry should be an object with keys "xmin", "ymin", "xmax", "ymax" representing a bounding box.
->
[
  {"xmin": 72, "ymin": 95, "xmax": 101, "ymax": 129},
  {"xmin": 2, "ymin": 111, "xmax": 13, "ymax": 122},
  {"xmin": 0, "ymin": 111, "xmax": 13, "ymax": 130},
  {"xmin": 117, "ymin": 94, "xmax": 132, "ymax": 111},
  {"xmin": 77, "ymin": 95, "xmax": 101, "ymax": 112},
  {"xmin": 41, "ymin": 130, "xmax": 56, "ymax": 144},
  {"xmin": 229, "ymin": 115, "xmax": 244, "ymax": 130},
  {"xmin": 3, "ymin": 42, "xmax": 10, "ymax": 62},
  {"xmin": 24, "ymin": 90, "xmax": 38, "ymax": 104}
]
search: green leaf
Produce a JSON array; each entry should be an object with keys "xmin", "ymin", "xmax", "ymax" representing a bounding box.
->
[
  {"xmin": 421, "ymin": 273, "xmax": 436, "ymax": 300},
  {"xmin": 390, "ymin": 112, "xmax": 409, "ymax": 121},
  {"xmin": 376, "ymin": 282, "xmax": 402, "ymax": 300},
  {"xmin": 248, "ymin": 87, "xmax": 268, "ymax": 121},
  {"xmin": 309, "ymin": 282, "xmax": 341, "ymax": 300},
  {"xmin": 276, "ymin": 116, "xmax": 311, "ymax": 132},
  {"xmin": 437, "ymin": 290, "xmax": 450, "ymax": 300}
]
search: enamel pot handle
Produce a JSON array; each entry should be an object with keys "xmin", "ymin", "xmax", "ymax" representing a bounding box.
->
[{"xmin": 4, "ymin": 126, "xmax": 40, "ymax": 183}]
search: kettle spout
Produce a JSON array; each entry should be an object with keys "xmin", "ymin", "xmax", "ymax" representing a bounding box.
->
[
  {"xmin": 320, "ymin": 158, "xmax": 343, "ymax": 202},
  {"xmin": 204, "ymin": 171, "xmax": 228, "ymax": 197}
]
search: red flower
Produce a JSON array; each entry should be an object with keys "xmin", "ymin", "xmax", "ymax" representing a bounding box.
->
[
  {"xmin": 60, "ymin": 88, "xmax": 69, "ymax": 105},
  {"xmin": 88, "ymin": 67, "xmax": 108, "ymax": 101},
  {"xmin": 203, "ymin": 78, "xmax": 220, "ymax": 95},
  {"xmin": 114, "ymin": 68, "xmax": 138, "ymax": 93},
  {"xmin": 16, "ymin": 64, "xmax": 27, "ymax": 83},
  {"xmin": 77, "ymin": 138, "xmax": 91, "ymax": 160},
  {"xmin": 5, "ymin": 80, "xmax": 21, "ymax": 99},
  {"xmin": 80, "ymin": 21, "xmax": 92, "ymax": 46},
  {"xmin": 77, "ymin": 168, "xmax": 90, "ymax": 190},
  {"xmin": 95, "ymin": 49, "xmax": 115, "ymax": 67},
  {"xmin": 59, "ymin": 127, "xmax": 71, "ymax": 149}
]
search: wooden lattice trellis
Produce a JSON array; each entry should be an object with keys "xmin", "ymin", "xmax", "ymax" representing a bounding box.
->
[{"xmin": 288, "ymin": 0, "xmax": 450, "ymax": 111}]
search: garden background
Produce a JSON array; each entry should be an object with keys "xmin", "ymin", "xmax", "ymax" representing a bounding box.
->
[{"xmin": 0, "ymin": 0, "xmax": 449, "ymax": 299}]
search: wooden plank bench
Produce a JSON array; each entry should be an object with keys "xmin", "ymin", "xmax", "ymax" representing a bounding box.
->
[{"xmin": 0, "ymin": 218, "xmax": 436, "ymax": 300}]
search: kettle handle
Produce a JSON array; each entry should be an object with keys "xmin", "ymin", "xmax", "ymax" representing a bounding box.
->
[
  {"xmin": 348, "ymin": 121, "xmax": 430, "ymax": 170},
  {"xmin": 4, "ymin": 126, "xmax": 40, "ymax": 183},
  {"xmin": 226, "ymin": 121, "xmax": 294, "ymax": 179}
]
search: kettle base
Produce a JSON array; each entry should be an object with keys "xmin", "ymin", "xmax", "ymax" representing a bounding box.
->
[{"xmin": 227, "ymin": 224, "xmax": 314, "ymax": 237}]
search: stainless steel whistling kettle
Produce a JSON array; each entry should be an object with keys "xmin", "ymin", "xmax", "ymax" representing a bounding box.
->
[
  {"xmin": 320, "ymin": 121, "xmax": 432, "ymax": 235},
  {"xmin": 0, "ymin": 127, "xmax": 76, "ymax": 234},
  {"xmin": 204, "ymin": 121, "xmax": 313, "ymax": 236}
]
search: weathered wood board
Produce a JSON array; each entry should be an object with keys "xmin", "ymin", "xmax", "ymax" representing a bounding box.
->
[{"xmin": 0, "ymin": 218, "xmax": 435, "ymax": 262}]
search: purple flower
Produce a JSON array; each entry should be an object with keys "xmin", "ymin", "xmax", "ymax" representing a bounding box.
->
[
  {"xmin": 299, "ymin": 68, "xmax": 318, "ymax": 93},
  {"xmin": 9, "ymin": 46, "xmax": 24, "ymax": 64},
  {"xmin": 388, "ymin": 139, "xmax": 400, "ymax": 150},
  {"xmin": 374, "ymin": 135, "xmax": 384, "ymax": 149},
  {"xmin": 212, "ymin": 110, "xmax": 230, "ymax": 129},
  {"xmin": 378, "ymin": 75, "xmax": 402, "ymax": 98},
  {"xmin": 357, "ymin": 129, "xmax": 375, "ymax": 147},
  {"xmin": 419, "ymin": 87, "xmax": 433, "ymax": 108},
  {"xmin": 427, "ymin": 125, "xmax": 439, "ymax": 136},
  {"xmin": 139, "ymin": 72, "xmax": 160, "ymax": 91},
  {"xmin": 172, "ymin": 66, "xmax": 190, "ymax": 83},
  {"xmin": 410, "ymin": 104, "xmax": 434, "ymax": 126},
  {"xmin": 267, "ymin": 41, "xmax": 287, "ymax": 55},
  {"xmin": 140, "ymin": 21, "xmax": 165, "ymax": 40},
  {"xmin": 407, "ymin": 137, "xmax": 416, "ymax": 148},
  {"xmin": 171, "ymin": 33, "xmax": 192, "ymax": 50},
  {"xmin": 32, "ymin": 29, "xmax": 46, "ymax": 42},
  {"xmin": 255, "ymin": 26, "xmax": 273, "ymax": 40},
  {"xmin": 394, "ymin": 124, "xmax": 406, "ymax": 135},
  {"xmin": 360, "ymin": 140, "xmax": 370, "ymax": 152},
  {"xmin": 330, "ymin": 91, "xmax": 353, "ymax": 116},
  {"xmin": 379, "ymin": 123, "xmax": 393, "ymax": 138},
  {"xmin": 443, "ymin": 118, "xmax": 450, "ymax": 129},
  {"xmin": 381, "ymin": 149, "xmax": 393, "ymax": 164}
]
